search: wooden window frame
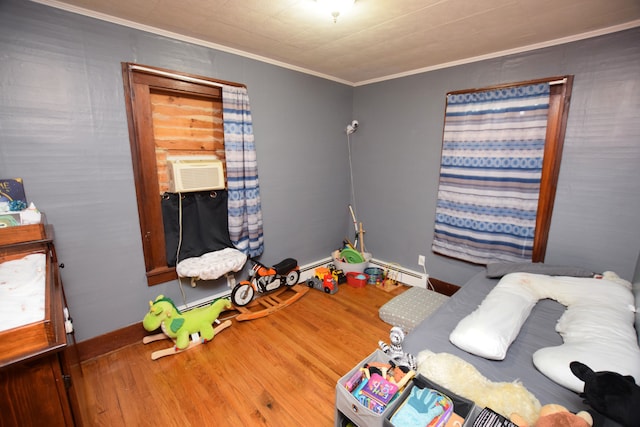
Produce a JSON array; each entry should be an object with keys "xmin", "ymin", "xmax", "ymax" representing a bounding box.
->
[
  {"xmin": 534, "ymin": 76, "xmax": 573, "ymax": 262},
  {"xmin": 445, "ymin": 75, "xmax": 573, "ymax": 263},
  {"xmin": 121, "ymin": 63, "xmax": 244, "ymax": 286}
]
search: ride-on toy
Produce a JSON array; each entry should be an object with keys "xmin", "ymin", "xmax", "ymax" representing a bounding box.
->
[{"xmin": 231, "ymin": 258, "xmax": 300, "ymax": 306}]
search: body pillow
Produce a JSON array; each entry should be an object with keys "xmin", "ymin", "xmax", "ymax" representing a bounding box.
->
[{"xmin": 449, "ymin": 272, "xmax": 640, "ymax": 393}]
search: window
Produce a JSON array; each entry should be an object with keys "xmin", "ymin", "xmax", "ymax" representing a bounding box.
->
[
  {"xmin": 121, "ymin": 63, "xmax": 244, "ymax": 285},
  {"xmin": 432, "ymin": 76, "xmax": 573, "ymax": 264}
]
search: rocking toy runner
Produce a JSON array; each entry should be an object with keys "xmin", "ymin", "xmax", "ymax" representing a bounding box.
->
[{"xmin": 142, "ymin": 295, "xmax": 232, "ymax": 360}]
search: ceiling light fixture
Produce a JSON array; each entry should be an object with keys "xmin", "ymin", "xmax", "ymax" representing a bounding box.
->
[{"xmin": 316, "ymin": 0, "xmax": 355, "ymax": 23}]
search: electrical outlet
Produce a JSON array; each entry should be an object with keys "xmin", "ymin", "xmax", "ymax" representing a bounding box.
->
[{"xmin": 418, "ymin": 255, "xmax": 425, "ymax": 267}]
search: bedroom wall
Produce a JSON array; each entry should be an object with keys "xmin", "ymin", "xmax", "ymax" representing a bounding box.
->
[
  {"xmin": 0, "ymin": 0, "xmax": 354, "ymax": 341},
  {"xmin": 352, "ymin": 27, "xmax": 640, "ymax": 286}
]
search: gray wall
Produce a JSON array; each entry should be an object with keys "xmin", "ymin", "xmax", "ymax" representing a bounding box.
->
[
  {"xmin": 0, "ymin": 0, "xmax": 353, "ymax": 341},
  {"xmin": 2, "ymin": 0, "xmax": 639, "ymax": 342},
  {"xmin": 353, "ymin": 27, "xmax": 640, "ymax": 286}
]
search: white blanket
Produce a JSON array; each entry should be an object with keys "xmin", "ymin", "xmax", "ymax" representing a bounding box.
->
[
  {"xmin": 449, "ymin": 272, "xmax": 640, "ymax": 393},
  {"xmin": 176, "ymin": 248, "xmax": 247, "ymax": 281},
  {"xmin": 0, "ymin": 253, "xmax": 46, "ymax": 332}
]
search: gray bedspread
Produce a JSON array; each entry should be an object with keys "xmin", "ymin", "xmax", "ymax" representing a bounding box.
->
[{"xmin": 403, "ymin": 271, "xmax": 594, "ymax": 414}]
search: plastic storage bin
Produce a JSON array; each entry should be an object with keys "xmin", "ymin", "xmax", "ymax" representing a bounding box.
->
[
  {"xmin": 346, "ymin": 272, "xmax": 369, "ymax": 288},
  {"xmin": 332, "ymin": 250, "xmax": 371, "ymax": 274},
  {"xmin": 364, "ymin": 267, "xmax": 384, "ymax": 285},
  {"xmin": 384, "ymin": 374, "xmax": 481, "ymax": 427},
  {"xmin": 335, "ymin": 349, "xmax": 409, "ymax": 427}
]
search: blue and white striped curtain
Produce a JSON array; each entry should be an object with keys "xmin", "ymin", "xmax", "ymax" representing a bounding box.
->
[
  {"xmin": 432, "ymin": 83, "xmax": 551, "ymax": 264},
  {"xmin": 222, "ymin": 86, "xmax": 264, "ymax": 258}
]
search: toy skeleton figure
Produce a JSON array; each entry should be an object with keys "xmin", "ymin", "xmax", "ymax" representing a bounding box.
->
[{"xmin": 378, "ymin": 326, "xmax": 417, "ymax": 371}]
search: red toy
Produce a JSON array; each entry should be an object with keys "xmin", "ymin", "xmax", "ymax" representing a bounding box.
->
[{"xmin": 346, "ymin": 272, "xmax": 369, "ymax": 288}]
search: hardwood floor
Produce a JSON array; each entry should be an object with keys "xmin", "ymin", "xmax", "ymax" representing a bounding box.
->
[{"xmin": 80, "ymin": 283, "xmax": 407, "ymax": 426}]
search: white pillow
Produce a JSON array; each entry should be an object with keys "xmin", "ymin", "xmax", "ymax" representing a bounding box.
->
[{"xmin": 449, "ymin": 273, "xmax": 540, "ymax": 360}]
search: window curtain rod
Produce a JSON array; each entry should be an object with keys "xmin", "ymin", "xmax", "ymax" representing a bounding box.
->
[
  {"xmin": 548, "ymin": 78, "xmax": 567, "ymax": 85},
  {"xmin": 447, "ymin": 76, "xmax": 569, "ymax": 96},
  {"xmin": 129, "ymin": 64, "xmax": 245, "ymax": 89}
]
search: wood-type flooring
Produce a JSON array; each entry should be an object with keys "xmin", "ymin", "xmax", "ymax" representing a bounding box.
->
[{"xmin": 80, "ymin": 282, "xmax": 407, "ymax": 426}]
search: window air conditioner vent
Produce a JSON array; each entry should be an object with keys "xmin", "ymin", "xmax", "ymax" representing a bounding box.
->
[{"xmin": 167, "ymin": 159, "xmax": 225, "ymax": 193}]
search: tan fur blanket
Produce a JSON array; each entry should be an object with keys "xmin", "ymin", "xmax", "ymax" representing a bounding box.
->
[{"xmin": 417, "ymin": 350, "xmax": 541, "ymax": 426}]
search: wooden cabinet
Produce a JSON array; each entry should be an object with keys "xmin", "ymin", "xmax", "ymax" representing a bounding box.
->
[{"xmin": 0, "ymin": 224, "xmax": 87, "ymax": 427}]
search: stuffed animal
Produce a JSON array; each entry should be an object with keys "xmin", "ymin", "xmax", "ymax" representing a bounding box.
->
[
  {"xmin": 417, "ymin": 349, "xmax": 541, "ymax": 426},
  {"xmin": 570, "ymin": 361, "xmax": 640, "ymax": 427},
  {"xmin": 511, "ymin": 404, "xmax": 592, "ymax": 427},
  {"xmin": 379, "ymin": 326, "xmax": 417, "ymax": 371},
  {"xmin": 143, "ymin": 295, "xmax": 231, "ymax": 350}
]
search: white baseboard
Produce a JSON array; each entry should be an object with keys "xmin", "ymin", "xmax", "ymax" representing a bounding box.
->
[
  {"xmin": 180, "ymin": 259, "xmax": 334, "ymax": 311},
  {"xmin": 369, "ymin": 258, "xmax": 428, "ymax": 288},
  {"xmin": 299, "ymin": 256, "xmax": 427, "ymax": 288},
  {"xmin": 177, "ymin": 256, "xmax": 428, "ymax": 311},
  {"xmin": 176, "ymin": 288, "xmax": 231, "ymax": 312},
  {"xmin": 299, "ymin": 257, "xmax": 333, "ymax": 282}
]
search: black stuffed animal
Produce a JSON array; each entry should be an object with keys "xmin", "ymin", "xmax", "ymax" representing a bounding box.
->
[{"xmin": 570, "ymin": 361, "xmax": 640, "ymax": 427}]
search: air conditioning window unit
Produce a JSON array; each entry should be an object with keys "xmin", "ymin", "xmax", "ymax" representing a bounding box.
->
[{"xmin": 167, "ymin": 158, "xmax": 225, "ymax": 193}]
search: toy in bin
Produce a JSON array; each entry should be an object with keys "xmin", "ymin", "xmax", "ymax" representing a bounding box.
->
[
  {"xmin": 344, "ymin": 355, "xmax": 415, "ymax": 415},
  {"xmin": 346, "ymin": 272, "xmax": 369, "ymax": 288}
]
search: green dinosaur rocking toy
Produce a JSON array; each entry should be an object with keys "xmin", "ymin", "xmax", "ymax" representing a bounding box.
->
[{"xmin": 142, "ymin": 295, "xmax": 232, "ymax": 360}]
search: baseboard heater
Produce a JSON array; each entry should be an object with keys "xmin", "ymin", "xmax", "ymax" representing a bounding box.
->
[
  {"xmin": 179, "ymin": 257, "xmax": 336, "ymax": 311},
  {"xmin": 176, "ymin": 259, "xmax": 332, "ymax": 312},
  {"xmin": 299, "ymin": 257, "xmax": 333, "ymax": 283},
  {"xmin": 176, "ymin": 283, "xmax": 232, "ymax": 312},
  {"xmin": 368, "ymin": 258, "xmax": 428, "ymax": 288},
  {"xmin": 178, "ymin": 256, "xmax": 427, "ymax": 311},
  {"xmin": 299, "ymin": 256, "xmax": 427, "ymax": 288}
]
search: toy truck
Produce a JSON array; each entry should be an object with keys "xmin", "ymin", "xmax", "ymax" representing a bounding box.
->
[
  {"xmin": 328, "ymin": 264, "xmax": 347, "ymax": 285},
  {"xmin": 306, "ymin": 267, "xmax": 339, "ymax": 294}
]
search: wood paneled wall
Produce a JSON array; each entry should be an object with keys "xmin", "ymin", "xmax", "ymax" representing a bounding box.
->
[{"xmin": 150, "ymin": 93, "xmax": 225, "ymax": 194}]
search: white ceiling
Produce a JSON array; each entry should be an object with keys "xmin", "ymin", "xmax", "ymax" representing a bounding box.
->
[{"xmin": 35, "ymin": 0, "xmax": 640, "ymax": 86}]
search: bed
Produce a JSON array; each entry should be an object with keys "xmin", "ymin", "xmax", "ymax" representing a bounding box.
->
[{"xmin": 401, "ymin": 268, "xmax": 640, "ymax": 427}]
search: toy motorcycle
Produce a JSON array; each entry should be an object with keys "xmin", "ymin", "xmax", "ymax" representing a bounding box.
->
[{"xmin": 231, "ymin": 258, "xmax": 300, "ymax": 307}]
